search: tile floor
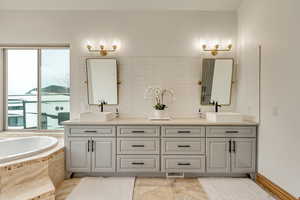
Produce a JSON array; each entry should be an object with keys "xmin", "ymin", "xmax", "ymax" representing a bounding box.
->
[
  {"xmin": 55, "ymin": 178, "xmax": 81, "ymax": 200},
  {"xmin": 134, "ymin": 178, "xmax": 208, "ymax": 200},
  {"xmin": 55, "ymin": 178, "xmax": 276, "ymax": 200}
]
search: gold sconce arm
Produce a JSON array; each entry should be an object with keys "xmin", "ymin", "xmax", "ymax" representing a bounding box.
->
[
  {"xmin": 202, "ymin": 44, "xmax": 232, "ymax": 56},
  {"xmin": 86, "ymin": 44, "xmax": 118, "ymax": 56}
]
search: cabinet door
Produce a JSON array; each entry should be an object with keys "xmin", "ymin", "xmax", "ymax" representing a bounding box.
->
[
  {"xmin": 231, "ymin": 138, "xmax": 256, "ymax": 173},
  {"xmin": 67, "ymin": 137, "xmax": 91, "ymax": 172},
  {"xmin": 206, "ymin": 138, "xmax": 231, "ymax": 173},
  {"xmin": 92, "ymin": 138, "xmax": 116, "ymax": 172}
]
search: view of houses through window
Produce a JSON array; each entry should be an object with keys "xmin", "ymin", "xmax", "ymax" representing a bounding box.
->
[{"xmin": 6, "ymin": 48, "xmax": 70, "ymax": 130}]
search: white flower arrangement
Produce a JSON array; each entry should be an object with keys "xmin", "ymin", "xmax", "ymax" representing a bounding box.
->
[{"xmin": 144, "ymin": 86, "xmax": 175, "ymax": 110}]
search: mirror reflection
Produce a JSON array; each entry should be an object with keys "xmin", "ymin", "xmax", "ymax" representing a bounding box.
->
[
  {"xmin": 86, "ymin": 58, "xmax": 118, "ymax": 105},
  {"xmin": 201, "ymin": 58, "xmax": 233, "ymax": 105}
]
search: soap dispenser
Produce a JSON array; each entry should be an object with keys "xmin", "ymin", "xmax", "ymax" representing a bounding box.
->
[{"xmin": 115, "ymin": 108, "xmax": 119, "ymax": 118}]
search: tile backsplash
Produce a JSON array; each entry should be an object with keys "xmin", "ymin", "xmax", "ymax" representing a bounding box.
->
[{"xmin": 82, "ymin": 56, "xmax": 235, "ymax": 118}]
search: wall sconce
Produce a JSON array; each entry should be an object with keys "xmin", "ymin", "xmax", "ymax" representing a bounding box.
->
[
  {"xmin": 86, "ymin": 43, "xmax": 118, "ymax": 56},
  {"xmin": 202, "ymin": 42, "xmax": 232, "ymax": 56}
]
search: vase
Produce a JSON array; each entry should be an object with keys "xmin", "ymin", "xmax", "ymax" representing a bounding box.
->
[{"xmin": 153, "ymin": 110, "xmax": 166, "ymax": 118}]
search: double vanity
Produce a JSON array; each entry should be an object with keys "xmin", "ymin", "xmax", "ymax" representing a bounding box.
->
[
  {"xmin": 63, "ymin": 118, "xmax": 257, "ymax": 178},
  {"xmin": 63, "ymin": 57, "xmax": 257, "ymax": 178}
]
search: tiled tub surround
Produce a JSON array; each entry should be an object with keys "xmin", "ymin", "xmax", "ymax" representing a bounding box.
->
[
  {"xmin": 63, "ymin": 118, "xmax": 257, "ymax": 177},
  {"xmin": 0, "ymin": 138, "xmax": 65, "ymax": 200}
]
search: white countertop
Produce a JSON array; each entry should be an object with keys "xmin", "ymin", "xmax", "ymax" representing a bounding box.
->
[{"xmin": 62, "ymin": 117, "xmax": 258, "ymax": 126}]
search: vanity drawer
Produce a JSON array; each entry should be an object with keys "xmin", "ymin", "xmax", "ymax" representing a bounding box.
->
[
  {"xmin": 117, "ymin": 126, "xmax": 160, "ymax": 137},
  {"xmin": 161, "ymin": 155, "xmax": 205, "ymax": 172},
  {"xmin": 69, "ymin": 126, "xmax": 115, "ymax": 137},
  {"xmin": 206, "ymin": 126, "xmax": 256, "ymax": 138},
  {"xmin": 162, "ymin": 126, "xmax": 205, "ymax": 137},
  {"xmin": 117, "ymin": 155, "xmax": 160, "ymax": 172},
  {"xmin": 161, "ymin": 138, "xmax": 205, "ymax": 155},
  {"xmin": 117, "ymin": 138, "xmax": 160, "ymax": 155}
]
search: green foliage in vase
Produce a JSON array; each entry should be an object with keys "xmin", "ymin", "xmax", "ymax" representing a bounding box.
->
[{"xmin": 153, "ymin": 103, "xmax": 167, "ymax": 110}]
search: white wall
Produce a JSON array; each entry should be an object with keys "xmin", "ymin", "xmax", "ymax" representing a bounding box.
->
[
  {"xmin": 238, "ymin": 0, "xmax": 300, "ymax": 197},
  {"xmin": 0, "ymin": 10, "xmax": 237, "ymax": 119}
]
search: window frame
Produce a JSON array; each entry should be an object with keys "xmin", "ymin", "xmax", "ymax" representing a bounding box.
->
[{"xmin": 3, "ymin": 46, "xmax": 70, "ymax": 132}]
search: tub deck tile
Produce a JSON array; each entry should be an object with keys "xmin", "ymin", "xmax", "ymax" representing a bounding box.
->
[{"xmin": 0, "ymin": 176, "xmax": 55, "ymax": 200}]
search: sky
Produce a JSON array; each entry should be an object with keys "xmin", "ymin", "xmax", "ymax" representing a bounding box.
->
[{"xmin": 7, "ymin": 49, "xmax": 70, "ymax": 95}]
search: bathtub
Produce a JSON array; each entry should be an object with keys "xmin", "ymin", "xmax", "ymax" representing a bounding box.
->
[{"xmin": 0, "ymin": 136, "xmax": 58, "ymax": 164}]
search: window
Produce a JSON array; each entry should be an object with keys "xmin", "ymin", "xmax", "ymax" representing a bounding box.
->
[{"xmin": 5, "ymin": 48, "xmax": 70, "ymax": 130}]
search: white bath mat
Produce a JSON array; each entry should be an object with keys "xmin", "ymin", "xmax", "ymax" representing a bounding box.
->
[
  {"xmin": 198, "ymin": 178, "xmax": 276, "ymax": 200},
  {"xmin": 66, "ymin": 177, "xmax": 135, "ymax": 200}
]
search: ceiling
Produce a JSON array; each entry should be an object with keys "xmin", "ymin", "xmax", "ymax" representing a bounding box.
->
[{"xmin": 0, "ymin": 0, "xmax": 242, "ymax": 11}]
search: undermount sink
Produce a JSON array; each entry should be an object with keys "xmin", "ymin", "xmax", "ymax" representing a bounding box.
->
[
  {"xmin": 80, "ymin": 112, "xmax": 115, "ymax": 122},
  {"xmin": 206, "ymin": 112, "xmax": 243, "ymax": 123}
]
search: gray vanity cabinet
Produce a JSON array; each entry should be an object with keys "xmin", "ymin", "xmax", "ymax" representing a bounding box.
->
[
  {"xmin": 67, "ymin": 137, "xmax": 116, "ymax": 172},
  {"xmin": 67, "ymin": 137, "xmax": 91, "ymax": 172},
  {"xmin": 206, "ymin": 138, "xmax": 231, "ymax": 173},
  {"xmin": 116, "ymin": 126, "xmax": 160, "ymax": 172},
  {"xmin": 206, "ymin": 126, "xmax": 257, "ymax": 174},
  {"xmin": 231, "ymin": 138, "xmax": 256, "ymax": 173},
  {"xmin": 161, "ymin": 126, "xmax": 206, "ymax": 173},
  {"xmin": 65, "ymin": 125, "xmax": 117, "ymax": 173},
  {"xmin": 65, "ymin": 123, "xmax": 257, "ymax": 176},
  {"xmin": 92, "ymin": 138, "xmax": 116, "ymax": 172}
]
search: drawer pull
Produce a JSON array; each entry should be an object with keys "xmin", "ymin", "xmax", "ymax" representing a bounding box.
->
[
  {"xmin": 177, "ymin": 163, "xmax": 191, "ymax": 166},
  {"xmin": 225, "ymin": 130, "xmax": 239, "ymax": 133},
  {"xmin": 131, "ymin": 145, "xmax": 145, "ymax": 148},
  {"xmin": 177, "ymin": 131, "xmax": 191, "ymax": 134},
  {"xmin": 88, "ymin": 140, "xmax": 90, "ymax": 152},
  {"xmin": 84, "ymin": 130, "xmax": 97, "ymax": 133},
  {"xmin": 131, "ymin": 162, "xmax": 145, "ymax": 165},
  {"xmin": 131, "ymin": 131, "xmax": 145, "ymax": 133},
  {"xmin": 91, "ymin": 140, "xmax": 94, "ymax": 152},
  {"xmin": 177, "ymin": 145, "xmax": 191, "ymax": 148},
  {"xmin": 233, "ymin": 140, "xmax": 236, "ymax": 153}
]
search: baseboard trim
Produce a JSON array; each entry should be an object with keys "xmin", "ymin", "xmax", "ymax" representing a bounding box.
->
[{"xmin": 256, "ymin": 173, "xmax": 297, "ymax": 200}]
